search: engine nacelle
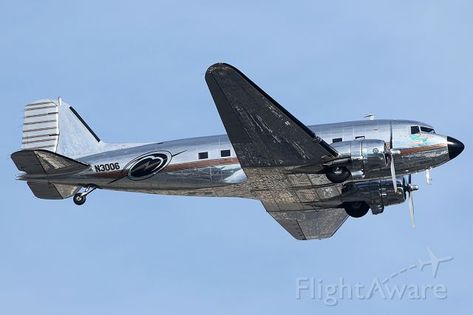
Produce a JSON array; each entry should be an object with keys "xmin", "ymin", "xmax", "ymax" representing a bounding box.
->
[
  {"xmin": 341, "ymin": 178, "xmax": 406, "ymax": 214},
  {"xmin": 326, "ymin": 139, "xmax": 389, "ymax": 181}
]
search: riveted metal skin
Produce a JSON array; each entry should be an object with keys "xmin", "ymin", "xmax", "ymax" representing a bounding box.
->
[{"xmin": 11, "ymin": 63, "xmax": 464, "ymax": 240}]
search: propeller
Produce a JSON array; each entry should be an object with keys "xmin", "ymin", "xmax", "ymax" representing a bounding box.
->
[
  {"xmin": 426, "ymin": 168, "xmax": 432, "ymax": 185},
  {"xmin": 388, "ymin": 150, "xmax": 400, "ymax": 192},
  {"xmin": 403, "ymin": 174, "xmax": 419, "ymax": 228},
  {"xmin": 387, "ymin": 122, "xmax": 400, "ymax": 192},
  {"xmin": 385, "ymin": 123, "xmax": 426, "ymax": 228}
]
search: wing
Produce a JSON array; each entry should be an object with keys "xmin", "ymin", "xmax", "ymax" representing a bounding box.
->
[
  {"xmin": 259, "ymin": 174, "xmax": 348, "ymax": 240},
  {"xmin": 270, "ymin": 207, "xmax": 348, "ymax": 240},
  {"xmin": 205, "ymin": 63, "xmax": 348, "ymax": 240},
  {"xmin": 205, "ymin": 63, "xmax": 337, "ymax": 169}
]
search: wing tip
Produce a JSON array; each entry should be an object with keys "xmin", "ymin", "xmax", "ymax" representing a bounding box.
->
[{"xmin": 205, "ymin": 62, "xmax": 238, "ymax": 78}]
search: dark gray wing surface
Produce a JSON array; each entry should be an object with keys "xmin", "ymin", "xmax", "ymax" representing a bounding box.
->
[
  {"xmin": 270, "ymin": 208, "xmax": 348, "ymax": 240},
  {"xmin": 205, "ymin": 63, "xmax": 348, "ymax": 240},
  {"xmin": 205, "ymin": 63, "xmax": 337, "ymax": 169}
]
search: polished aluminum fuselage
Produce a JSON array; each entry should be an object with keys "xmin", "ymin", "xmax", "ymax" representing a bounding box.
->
[{"xmin": 44, "ymin": 119, "xmax": 450, "ymax": 200}]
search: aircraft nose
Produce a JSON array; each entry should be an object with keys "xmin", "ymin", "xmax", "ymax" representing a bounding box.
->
[{"xmin": 447, "ymin": 136, "xmax": 464, "ymax": 160}]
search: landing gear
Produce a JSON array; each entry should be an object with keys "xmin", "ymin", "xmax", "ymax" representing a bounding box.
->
[
  {"xmin": 73, "ymin": 193, "xmax": 86, "ymax": 205},
  {"xmin": 326, "ymin": 166, "xmax": 351, "ymax": 183},
  {"xmin": 344, "ymin": 201, "xmax": 370, "ymax": 218},
  {"xmin": 72, "ymin": 185, "xmax": 97, "ymax": 206}
]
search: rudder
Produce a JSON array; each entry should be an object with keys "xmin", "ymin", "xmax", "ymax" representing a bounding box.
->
[{"xmin": 21, "ymin": 98, "xmax": 103, "ymax": 158}]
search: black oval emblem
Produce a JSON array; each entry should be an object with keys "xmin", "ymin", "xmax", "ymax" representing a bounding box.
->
[{"xmin": 127, "ymin": 152, "xmax": 171, "ymax": 180}]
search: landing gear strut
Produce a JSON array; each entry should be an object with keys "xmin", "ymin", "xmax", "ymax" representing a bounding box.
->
[{"xmin": 73, "ymin": 185, "xmax": 97, "ymax": 206}]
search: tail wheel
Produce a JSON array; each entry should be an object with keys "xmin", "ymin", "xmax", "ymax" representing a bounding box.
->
[
  {"xmin": 72, "ymin": 185, "xmax": 98, "ymax": 206},
  {"xmin": 73, "ymin": 193, "xmax": 86, "ymax": 206},
  {"xmin": 344, "ymin": 201, "xmax": 370, "ymax": 218},
  {"xmin": 326, "ymin": 166, "xmax": 351, "ymax": 183}
]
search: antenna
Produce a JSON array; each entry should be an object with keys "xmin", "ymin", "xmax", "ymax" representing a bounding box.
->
[{"xmin": 364, "ymin": 114, "xmax": 375, "ymax": 120}]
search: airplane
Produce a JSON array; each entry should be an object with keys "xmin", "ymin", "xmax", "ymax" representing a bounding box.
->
[
  {"xmin": 417, "ymin": 248, "xmax": 453, "ymax": 278},
  {"xmin": 11, "ymin": 63, "xmax": 464, "ymax": 240}
]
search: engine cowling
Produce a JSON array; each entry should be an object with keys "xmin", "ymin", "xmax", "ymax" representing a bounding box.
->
[
  {"xmin": 326, "ymin": 139, "xmax": 389, "ymax": 181},
  {"xmin": 341, "ymin": 178, "xmax": 406, "ymax": 214}
]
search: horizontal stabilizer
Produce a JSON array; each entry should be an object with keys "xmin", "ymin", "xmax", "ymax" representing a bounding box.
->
[
  {"xmin": 11, "ymin": 149, "xmax": 89, "ymax": 175},
  {"xmin": 27, "ymin": 182, "xmax": 79, "ymax": 199}
]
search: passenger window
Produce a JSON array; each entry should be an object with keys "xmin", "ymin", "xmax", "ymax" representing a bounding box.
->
[
  {"xmin": 198, "ymin": 152, "xmax": 208, "ymax": 159},
  {"xmin": 332, "ymin": 138, "xmax": 342, "ymax": 143},
  {"xmin": 355, "ymin": 136, "xmax": 365, "ymax": 140},
  {"xmin": 420, "ymin": 126, "xmax": 435, "ymax": 134},
  {"xmin": 221, "ymin": 149, "xmax": 231, "ymax": 157},
  {"xmin": 410, "ymin": 126, "xmax": 420, "ymax": 134}
]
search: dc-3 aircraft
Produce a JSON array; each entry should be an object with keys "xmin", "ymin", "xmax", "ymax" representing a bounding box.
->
[{"xmin": 11, "ymin": 63, "xmax": 464, "ymax": 240}]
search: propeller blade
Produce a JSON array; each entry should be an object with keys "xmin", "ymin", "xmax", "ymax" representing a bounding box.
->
[
  {"xmin": 388, "ymin": 123, "xmax": 398, "ymax": 192},
  {"xmin": 390, "ymin": 155, "xmax": 397, "ymax": 192},
  {"xmin": 408, "ymin": 191, "xmax": 416, "ymax": 228},
  {"xmin": 426, "ymin": 168, "xmax": 432, "ymax": 185}
]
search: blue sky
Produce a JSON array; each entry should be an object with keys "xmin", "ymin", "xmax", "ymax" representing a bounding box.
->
[{"xmin": 0, "ymin": 0, "xmax": 472, "ymax": 314}]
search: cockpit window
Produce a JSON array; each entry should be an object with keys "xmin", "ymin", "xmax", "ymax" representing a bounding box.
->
[
  {"xmin": 420, "ymin": 126, "xmax": 435, "ymax": 134},
  {"xmin": 410, "ymin": 126, "xmax": 420, "ymax": 134}
]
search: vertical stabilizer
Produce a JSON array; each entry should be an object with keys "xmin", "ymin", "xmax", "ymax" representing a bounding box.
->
[{"xmin": 21, "ymin": 98, "xmax": 104, "ymax": 158}]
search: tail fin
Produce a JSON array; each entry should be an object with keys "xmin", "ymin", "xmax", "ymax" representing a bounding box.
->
[
  {"xmin": 21, "ymin": 98, "xmax": 103, "ymax": 158},
  {"xmin": 11, "ymin": 149, "xmax": 89, "ymax": 199}
]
